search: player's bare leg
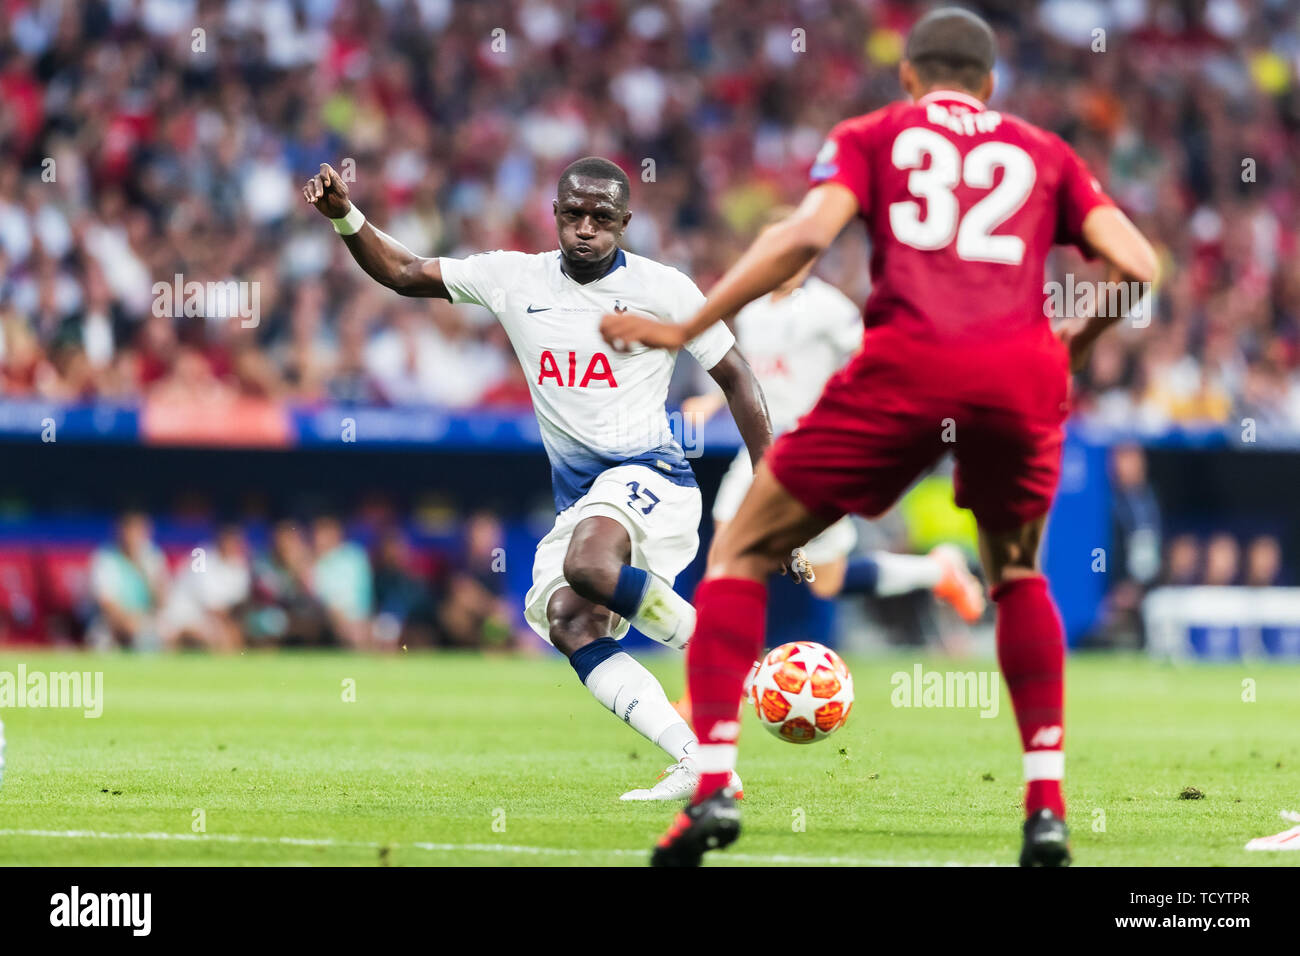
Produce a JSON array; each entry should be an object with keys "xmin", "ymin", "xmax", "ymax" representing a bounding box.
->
[
  {"xmin": 671, "ymin": 514, "xmax": 830, "ymax": 723},
  {"xmin": 978, "ymin": 515, "xmax": 1071, "ymax": 867},
  {"xmin": 688, "ymin": 463, "xmax": 827, "ymax": 788},
  {"xmin": 803, "ymin": 547, "xmax": 984, "ymax": 621},
  {"xmin": 709, "ymin": 515, "xmax": 983, "ymax": 615},
  {"xmin": 563, "ymin": 516, "xmax": 696, "ymax": 650},
  {"xmin": 653, "ymin": 463, "xmax": 830, "ymax": 866},
  {"xmin": 550, "ymin": 517, "xmax": 737, "ymax": 800}
]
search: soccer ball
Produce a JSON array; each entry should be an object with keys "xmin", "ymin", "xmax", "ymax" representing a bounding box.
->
[{"xmin": 746, "ymin": 641, "xmax": 854, "ymax": 743}]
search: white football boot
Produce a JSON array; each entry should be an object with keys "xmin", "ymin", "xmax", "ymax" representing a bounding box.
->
[
  {"xmin": 620, "ymin": 761, "xmax": 743, "ymax": 802},
  {"xmin": 1245, "ymin": 810, "xmax": 1300, "ymax": 851}
]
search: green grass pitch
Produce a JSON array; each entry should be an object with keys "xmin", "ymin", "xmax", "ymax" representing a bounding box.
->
[{"xmin": 0, "ymin": 650, "xmax": 1297, "ymax": 866}]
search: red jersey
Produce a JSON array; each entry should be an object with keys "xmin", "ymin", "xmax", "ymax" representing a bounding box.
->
[{"xmin": 810, "ymin": 89, "xmax": 1113, "ymax": 345}]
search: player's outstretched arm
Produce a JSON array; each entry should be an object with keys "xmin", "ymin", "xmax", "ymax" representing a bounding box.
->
[
  {"xmin": 302, "ymin": 163, "xmax": 450, "ymax": 300},
  {"xmin": 600, "ymin": 183, "xmax": 859, "ymax": 351},
  {"xmin": 706, "ymin": 347, "xmax": 773, "ymax": 467},
  {"xmin": 1081, "ymin": 205, "xmax": 1158, "ymax": 285},
  {"xmin": 1060, "ymin": 206, "xmax": 1160, "ymax": 372}
]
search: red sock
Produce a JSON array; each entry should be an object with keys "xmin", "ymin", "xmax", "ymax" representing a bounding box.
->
[
  {"xmin": 992, "ymin": 575, "xmax": 1065, "ymax": 819},
  {"xmin": 687, "ymin": 577, "xmax": 767, "ymax": 803}
]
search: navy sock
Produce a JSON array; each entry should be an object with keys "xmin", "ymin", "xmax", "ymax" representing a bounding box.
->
[
  {"xmin": 840, "ymin": 556, "xmax": 881, "ymax": 595},
  {"xmin": 568, "ymin": 636, "xmax": 623, "ymax": 682},
  {"xmin": 607, "ymin": 565, "xmax": 650, "ymax": 619}
]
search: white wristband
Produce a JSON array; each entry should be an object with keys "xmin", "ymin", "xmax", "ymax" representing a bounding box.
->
[{"xmin": 331, "ymin": 204, "xmax": 366, "ymax": 236}]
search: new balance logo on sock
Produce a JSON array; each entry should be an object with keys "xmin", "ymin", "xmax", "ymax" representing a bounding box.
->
[
  {"xmin": 1029, "ymin": 725, "xmax": 1063, "ymax": 748},
  {"xmin": 706, "ymin": 720, "xmax": 740, "ymax": 742}
]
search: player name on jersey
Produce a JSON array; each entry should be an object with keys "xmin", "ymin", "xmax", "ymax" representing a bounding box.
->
[{"xmin": 925, "ymin": 102, "xmax": 1002, "ymax": 136}]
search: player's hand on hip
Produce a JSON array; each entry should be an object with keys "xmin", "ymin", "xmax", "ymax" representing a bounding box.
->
[
  {"xmin": 600, "ymin": 311, "xmax": 687, "ymax": 352},
  {"xmin": 1056, "ymin": 321, "xmax": 1092, "ymax": 374},
  {"xmin": 302, "ymin": 163, "xmax": 351, "ymax": 219}
]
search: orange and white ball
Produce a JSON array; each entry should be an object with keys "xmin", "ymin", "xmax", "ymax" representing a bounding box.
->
[{"xmin": 748, "ymin": 641, "xmax": 854, "ymax": 744}]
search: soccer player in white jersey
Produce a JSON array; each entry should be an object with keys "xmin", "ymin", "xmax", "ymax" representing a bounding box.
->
[
  {"xmin": 302, "ymin": 157, "xmax": 774, "ymax": 800},
  {"xmin": 682, "ymin": 211, "xmax": 986, "ymax": 623}
]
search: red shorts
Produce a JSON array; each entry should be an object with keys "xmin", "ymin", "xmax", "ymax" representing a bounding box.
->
[{"xmin": 767, "ymin": 326, "xmax": 1070, "ymax": 533}]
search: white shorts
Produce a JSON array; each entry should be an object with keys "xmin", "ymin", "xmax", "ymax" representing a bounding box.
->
[
  {"xmin": 525, "ymin": 463, "xmax": 702, "ymax": 644},
  {"xmin": 713, "ymin": 449, "xmax": 857, "ymax": 566}
]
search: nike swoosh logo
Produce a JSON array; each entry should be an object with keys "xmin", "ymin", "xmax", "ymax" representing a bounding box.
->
[{"xmin": 526, "ymin": 305, "xmax": 551, "ymax": 313}]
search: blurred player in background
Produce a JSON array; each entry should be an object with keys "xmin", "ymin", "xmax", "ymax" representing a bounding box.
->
[
  {"xmin": 303, "ymin": 157, "xmax": 773, "ymax": 800},
  {"xmin": 684, "ymin": 207, "xmax": 985, "ymax": 614},
  {"xmin": 603, "ymin": 7, "xmax": 1158, "ymax": 865}
]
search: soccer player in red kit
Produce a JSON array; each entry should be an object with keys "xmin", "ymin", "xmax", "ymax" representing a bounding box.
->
[{"xmin": 601, "ymin": 7, "xmax": 1158, "ymax": 867}]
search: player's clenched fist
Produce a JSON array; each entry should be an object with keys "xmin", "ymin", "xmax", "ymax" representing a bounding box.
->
[
  {"xmin": 302, "ymin": 163, "xmax": 351, "ymax": 219},
  {"xmin": 599, "ymin": 311, "xmax": 686, "ymax": 352}
]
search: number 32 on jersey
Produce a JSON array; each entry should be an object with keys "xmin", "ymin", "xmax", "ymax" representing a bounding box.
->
[{"xmin": 888, "ymin": 128, "xmax": 1035, "ymax": 265}]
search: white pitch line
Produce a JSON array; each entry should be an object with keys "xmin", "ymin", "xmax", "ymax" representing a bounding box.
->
[{"xmin": 0, "ymin": 828, "xmax": 1004, "ymax": 866}]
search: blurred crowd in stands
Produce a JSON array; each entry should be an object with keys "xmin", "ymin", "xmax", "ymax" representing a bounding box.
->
[
  {"xmin": 1094, "ymin": 441, "xmax": 1286, "ymax": 647},
  {"xmin": 0, "ymin": 509, "xmax": 528, "ymax": 650},
  {"xmin": 0, "ymin": 0, "xmax": 1297, "ymax": 653},
  {"xmin": 0, "ymin": 0, "xmax": 1297, "ymax": 429}
]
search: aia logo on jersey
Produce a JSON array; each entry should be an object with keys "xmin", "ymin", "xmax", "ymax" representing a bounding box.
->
[{"xmin": 538, "ymin": 350, "xmax": 618, "ymax": 388}]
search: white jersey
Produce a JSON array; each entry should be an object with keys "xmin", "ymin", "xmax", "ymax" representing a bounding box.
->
[
  {"xmin": 731, "ymin": 276, "xmax": 862, "ymax": 433},
  {"xmin": 439, "ymin": 248, "xmax": 735, "ymax": 511}
]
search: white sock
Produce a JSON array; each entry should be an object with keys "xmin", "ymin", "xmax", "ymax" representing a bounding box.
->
[
  {"xmin": 583, "ymin": 651, "xmax": 696, "ymax": 762},
  {"xmin": 873, "ymin": 551, "xmax": 944, "ymax": 596},
  {"xmin": 625, "ymin": 575, "xmax": 696, "ymax": 650},
  {"xmin": 695, "ymin": 744, "xmax": 738, "ymax": 775},
  {"xmin": 1024, "ymin": 749, "xmax": 1065, "ymax": 782}
]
